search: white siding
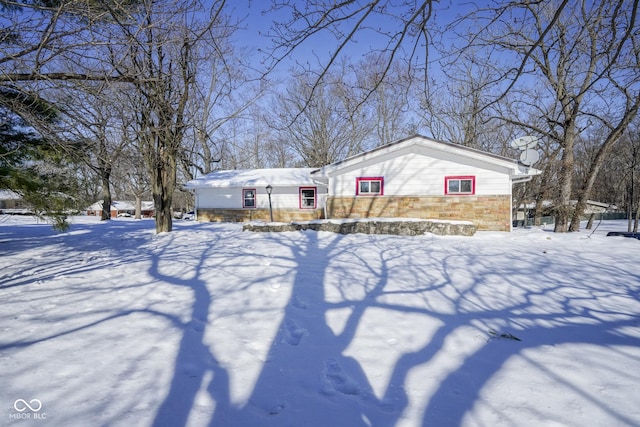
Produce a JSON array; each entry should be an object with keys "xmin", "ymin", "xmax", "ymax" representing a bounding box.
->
[
  {"xmin": 197, "ymin": 186, "xmax": 326, "ymax": 209},
  {"xmin": 197, "ymin": 188, "xmax": 241, "ymax": 209},
  {"xmin": 328, "ymin": 148, "xmax": 512, "ymax": 197}
]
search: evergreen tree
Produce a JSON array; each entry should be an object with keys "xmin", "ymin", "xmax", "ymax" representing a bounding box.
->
[{"xmin": 0, "ymin": 89, "xmax": 81, "ymax": 230}]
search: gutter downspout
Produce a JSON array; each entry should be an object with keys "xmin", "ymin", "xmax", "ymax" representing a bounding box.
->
[{"xmin": 512, "ymin": 176, "xmax": 534, "ymax": 184}]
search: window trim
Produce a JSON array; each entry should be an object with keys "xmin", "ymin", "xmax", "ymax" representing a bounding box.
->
[
  {"xmin": 242, "ymin": 188, "xmax": 257, "ymax": 208},
  {"xmin": 299, "ymin": 186, "xmax": 317, "ymax": 209},
  {"xmin": 356, "ymin": 177, "xmax": 384, "ymax": 196},
  {"xmin": 444, "ymin": 176, "xmax": 476, "ymax": 195}
]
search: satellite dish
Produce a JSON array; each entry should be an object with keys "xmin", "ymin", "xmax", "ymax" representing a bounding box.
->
[
  {"xmin": 520, "ymin": 149, "xmax": 540, "ymax": 166},
  {"xmin": 510, "ymin": 136, "xmax": 539, "ymax": 149}
]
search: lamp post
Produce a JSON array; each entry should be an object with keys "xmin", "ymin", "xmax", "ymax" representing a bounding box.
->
[{"xmin": 266, "ymin": 184, "xmax": 273, "ymax": 222}]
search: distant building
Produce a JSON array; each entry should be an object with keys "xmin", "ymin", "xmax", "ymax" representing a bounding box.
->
[
  {"xmin": 517, "ymin": 200, "xmax": 620, "ymax": 218},
  {"xmin": 86, "ymin": 200, "xmax": 155, "ymax": 218},
  {"xmin": 0, "ymin": 190, "xmax": 32, "ymax": 214}
]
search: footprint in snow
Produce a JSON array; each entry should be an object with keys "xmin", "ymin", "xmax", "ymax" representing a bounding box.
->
[
  {"xmin": 189, "ymin": 318, "xmax": 206, "ymax": 332},
  {"xmin": 283, "ymin": 319, "xmax": 306, "ymax": 346},
  {"xmin": 322, "ymin": 358, "xmax": 361, "ymax": 396},
  {"xmin": 321, "ymin": 359, "xmax": 402, "ymax": 412},
  {"xmin": 290, "ymin": 295, "xmax": 308, "ymax": 309}
]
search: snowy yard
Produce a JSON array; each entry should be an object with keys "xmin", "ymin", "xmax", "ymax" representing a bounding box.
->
[{"xmin": 1, "ymin": 215, "xmax": 639, "ymax": 427}]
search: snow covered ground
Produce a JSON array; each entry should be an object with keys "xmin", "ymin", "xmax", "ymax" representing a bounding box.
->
[{"xmin": 1, "ymin": 215, "xmax": 639, "ymax": 427}]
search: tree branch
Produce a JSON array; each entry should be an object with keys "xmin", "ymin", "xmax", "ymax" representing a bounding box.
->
[{"xmin": 0, "ymin": 72, "xmax": 147, "ymax": 83}]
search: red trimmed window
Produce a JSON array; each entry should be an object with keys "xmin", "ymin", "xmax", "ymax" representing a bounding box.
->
[
  {"xmin": 356, "ymin": 177, "xmax": 384, "ymax": 196},
  {"xmin": 299, "ymin": 187, "xmax": 317, "ymax": 209},
  {"xmin": 243, "ymin": 188, "xmax": 256, "ymax": 208},
  {"xmin": 445, "ymin": 176, "xmax": 475, "ymax": 195}
]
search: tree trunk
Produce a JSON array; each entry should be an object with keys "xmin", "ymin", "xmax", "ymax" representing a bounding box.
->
[
  {"xmin": 569, "ymin": 110, "xmax": 637, "ymax": 231},
  {"xmin": 100, "ymin": 167, "xmax": 112, "ymax": 221},
  {"xmin": 154, "ymin": 193, "xmax": 172, "ymax": 233},
  {"xmin": 586, "ymin": 213, "xmax": 595, "ymax": 229},
  {"xmin": 568, "ymin": 197, "xmax": 587, "ymax": 232},
  {"xmin": 554, "ymin": 148, "xmax": 574, "ymax": 232},
  {"xmin": 152, "ymin": 148, "xmax": 177, "ymax": 233},
  {"xmin": 134, "ymin": 195, "xmax": 142, "ymax": 220}
]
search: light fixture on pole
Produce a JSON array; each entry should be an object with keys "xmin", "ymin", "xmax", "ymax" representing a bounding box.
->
[{"xmin": 265, "ymin": 184, "xmax": 273, "ymax": 222}]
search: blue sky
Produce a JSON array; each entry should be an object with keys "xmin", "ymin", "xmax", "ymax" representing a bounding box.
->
[{"xmin": 229, "ymin": 0, "xmax": 477, "ymax": 78}]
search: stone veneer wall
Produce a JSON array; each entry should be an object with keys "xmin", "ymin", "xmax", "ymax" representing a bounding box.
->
[
  {"xmin": 326, "ymin": 195, "xmax": 511, "ymax": 231},
  {"xmin": 196, "ymin": 208, "xmax": 324, "ymax": 223}
]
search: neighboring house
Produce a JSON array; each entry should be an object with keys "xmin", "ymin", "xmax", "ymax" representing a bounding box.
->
[
  {"xmin": 185, "ymin": 135, "xmax": 541, "ymax": 231},
  {"xmin": 0, "ymin": 190, "xmax": 31, "ymax": 214},
  {"xmin": 184, "ymin": 168, "xmax": 327, "ymax": 222},
  {"xmin": 86, "ymin": 200, "xmax": 155, "ymax": 218},
  {"xmin": 573, "ymin": 200, "xmax": 619, "ymax": 215},
  {"xmin": 519, "ymin": 200, "xmax": 620, "ymax": 215},
  {"xmin": 517, "ymin": 200, "xmax": 621, "ymax": 226}
]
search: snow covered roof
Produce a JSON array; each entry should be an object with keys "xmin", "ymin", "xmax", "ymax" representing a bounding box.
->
[
  {"xmin": 184, "ymin": 168, "xmax": 322, "ymax": 189},
  {"xmin": 113, "ymin": 201, "xmax": 155, "ymax": 211},
  {"xmin": 0, "ymin": 189, "xmax": 22, "ymax": 200},
  {"xmin": 519, "ymin": 200, "xmax": 619, "ymax": 212}
]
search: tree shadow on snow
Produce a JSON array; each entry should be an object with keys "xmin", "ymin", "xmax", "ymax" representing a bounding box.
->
[
  {"xmin": 147, "ymin": 227, "xmax": 234, "ymax": 427},
  {"xmin": 4, "ymin": 219, "xmax": 638, "ymax": 426},
  {"xmin": 146, "ymin": 225, "xmax": 640, "ymax": 427},
  {"xmin": 206, "ymin": 231, "xmax": 404, "ymax": 427}
]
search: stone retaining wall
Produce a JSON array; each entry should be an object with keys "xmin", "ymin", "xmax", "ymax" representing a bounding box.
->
[{"xmin": 243, "ymin": 219, "xmax": 476, "ymax": 236}]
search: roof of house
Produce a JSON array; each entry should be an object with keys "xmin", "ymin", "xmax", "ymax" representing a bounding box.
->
[
  {"xmin": 0, "ymin": 190, "xmax": 22, "ymax": 200},
  {"xmin": 311, "ymin": 134, "xmax": 541, "ymax": 178},
  {"xmin": 518, "ymin": 200, "xmax": 619, "ymax": 212},
  {"xmin": 184, "ymin": 168, "xmax": 322, "ymax": 189}
]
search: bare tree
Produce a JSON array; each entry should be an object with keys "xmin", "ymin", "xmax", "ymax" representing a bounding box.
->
[
  {"xmin": 454, "ymin": 0, "xmax": 640, "ymax": 232},
  {"xmin": 54, "ymin": 81, "xmax": 137, "ymax": 221},
  {"xmin": 419, "ymin": 48, "xmax": 515, "ymax": 154},
  {"xmin": 112, "ymin": 144, "xmax": 151, "ymax": 219},
  {"xmin": 1, "ymin": 0, "xmax": 244, "ymax": 233},
  {"xmin": 355, "ymin": 54, "xmax": 414, "ymax": 147},
  {"xmin": 265, "ymin": 0, "xmax": 435, "ymax": 112},
  {"xmin": 602, "ymin": 124, "xmax": 640, "ymax": 231},
  {"xmin": 100, "ymin": 0, "xmax": 241, "ymax": 233},
  {"xmin": 219, "ymin": 107, "xmax": 292, "ymax": 169},
  {"xmin": 178, "ymin": 35, "xmax": 265, "ymax": 180},
  {"xmin": 622, "ymin": 126, "xmax": 640, "ymax": 232},
  {"xmin": 267, "ymin": 67, "xmax": 373, "ymax": 167}
]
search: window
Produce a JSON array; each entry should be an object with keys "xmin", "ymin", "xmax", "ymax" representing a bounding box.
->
[
  {"xmin": 243, "ymin": 188, "xmax": 256, "ymax": 208},
  {"xmin": 299, "ymin": 187, "xmax": 317, "ymax": 209},
  {"xmin": 356, "ymin": 177, "xmax": 384, "ymax": 195},
  {"xmin": 445, "ymin": 176, "xmax": 475, "ymax": 195}
]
